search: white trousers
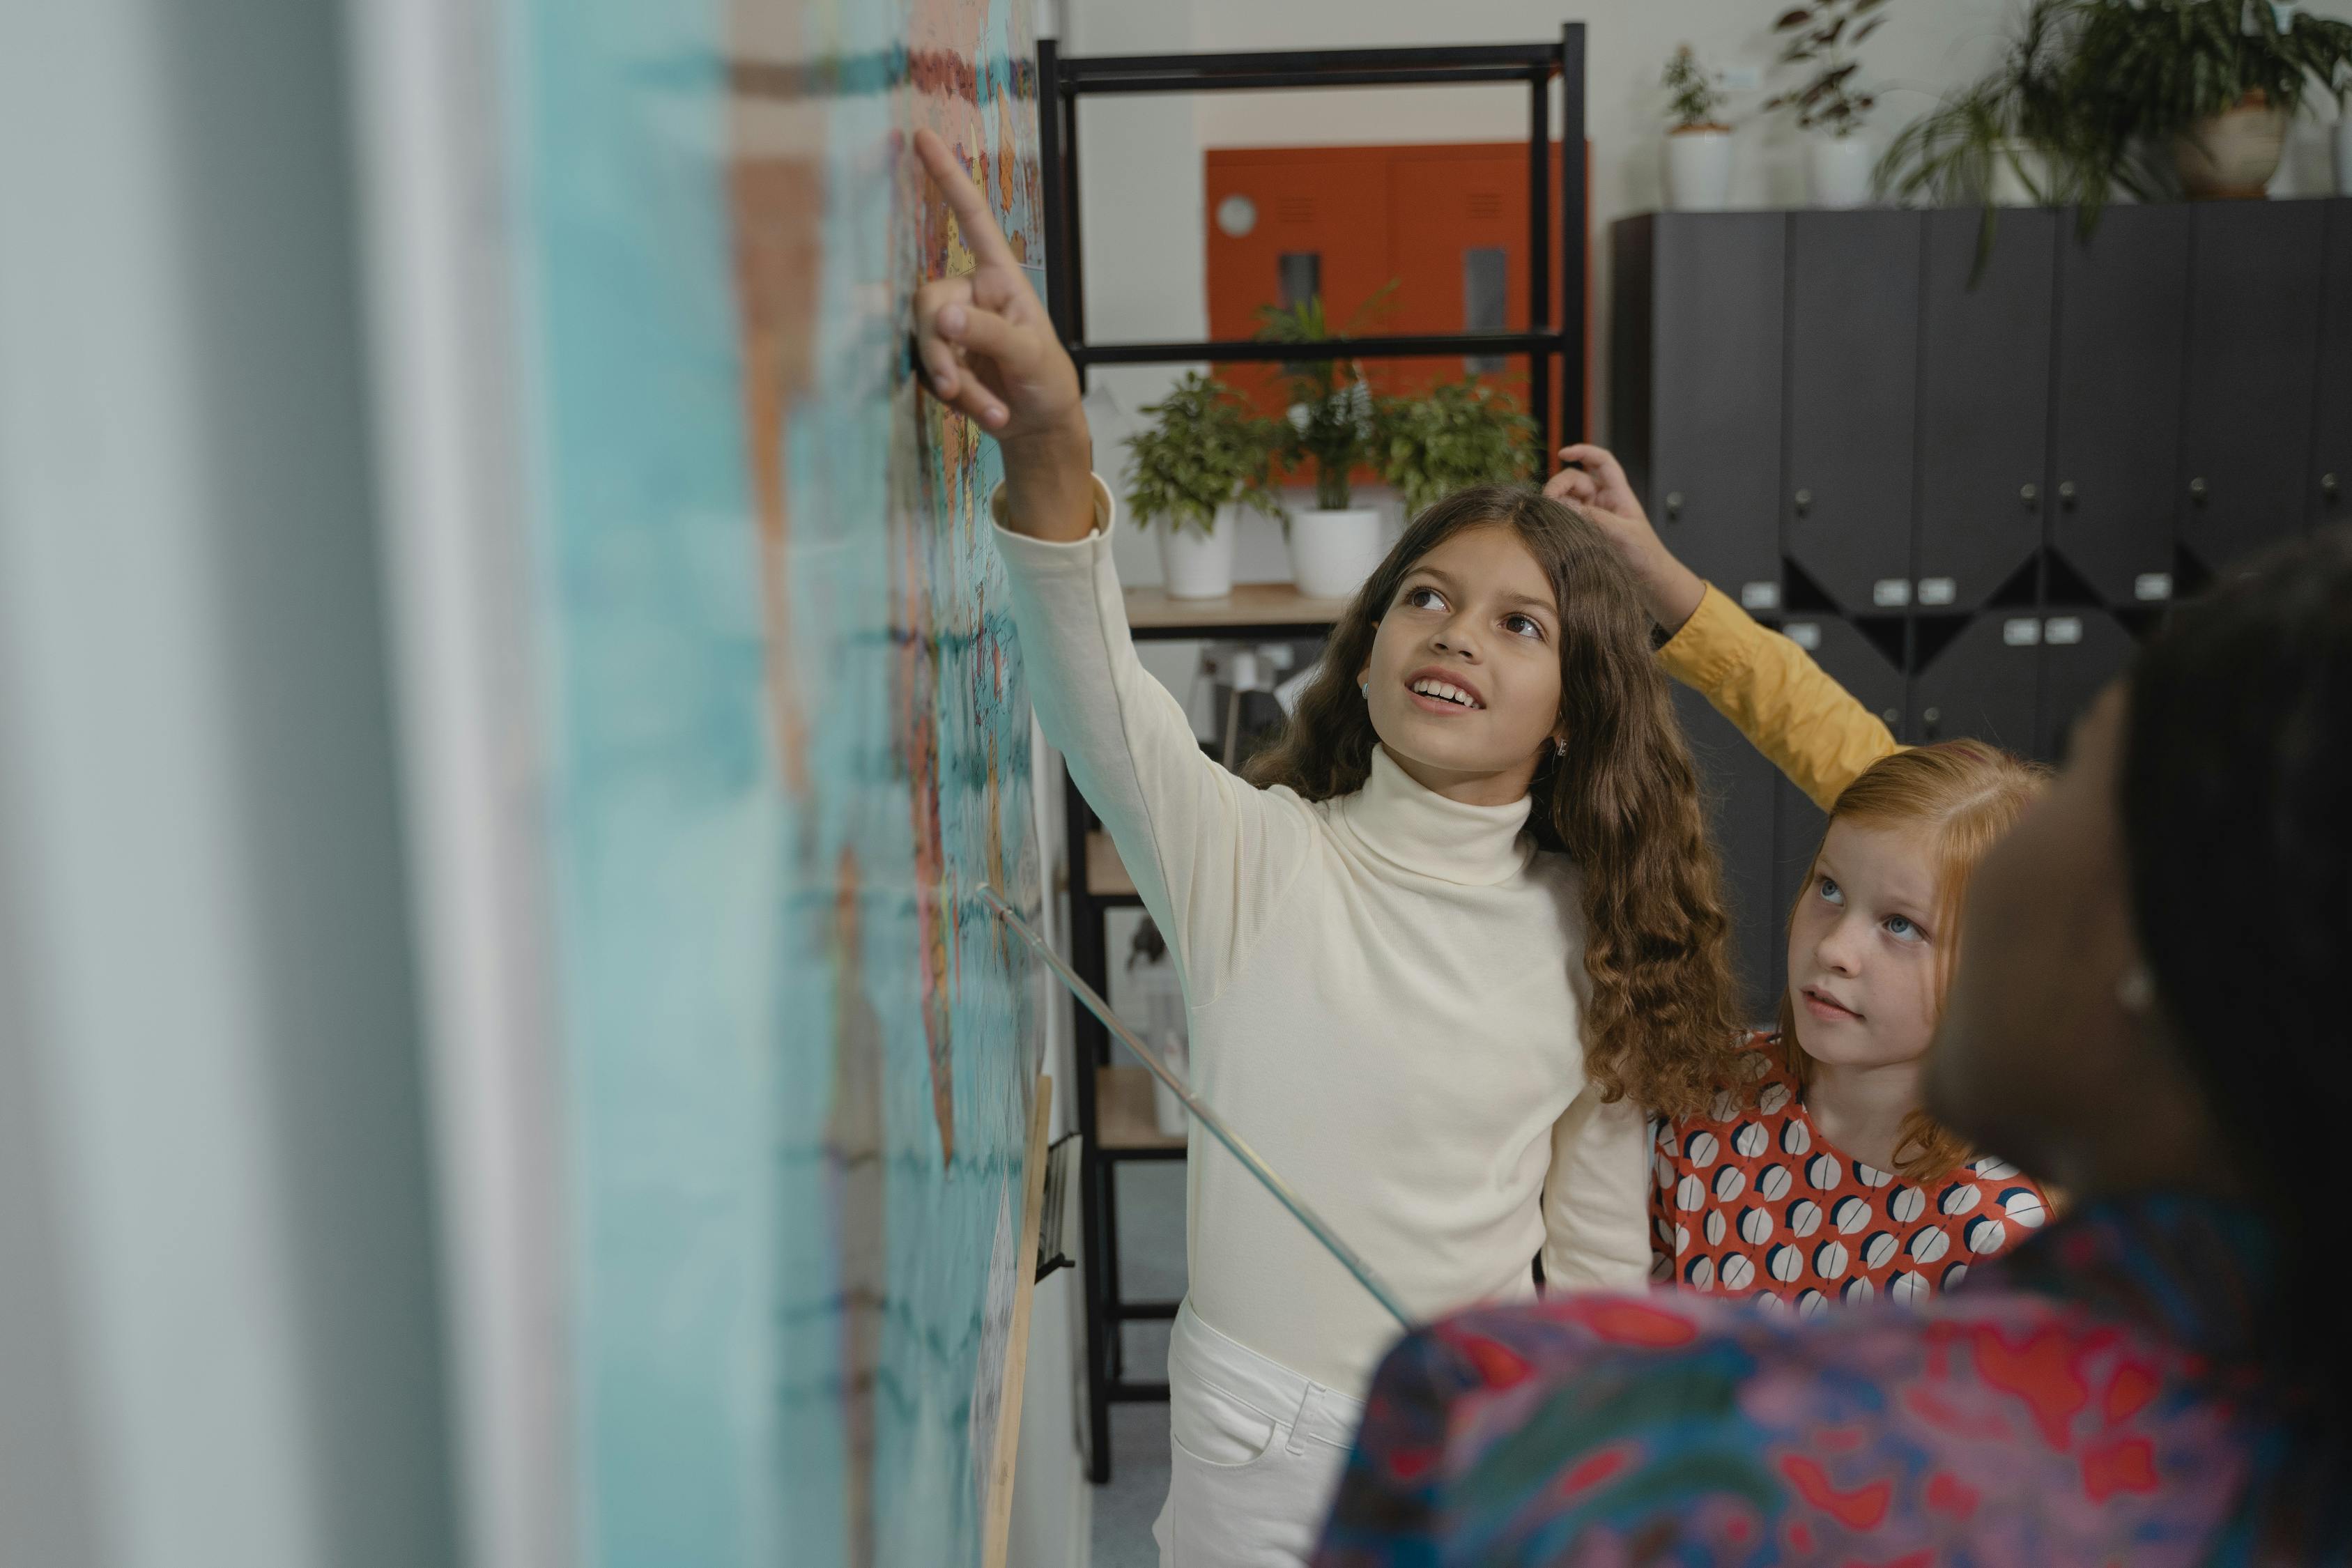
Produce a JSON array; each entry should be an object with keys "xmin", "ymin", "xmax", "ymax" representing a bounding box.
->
[{"xmin": 1151, "ymin": 1300, "xmax": 1367, "ymax": 1568}]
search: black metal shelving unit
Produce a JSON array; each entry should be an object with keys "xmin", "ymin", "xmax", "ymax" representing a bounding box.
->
[{"xmin": 1036, "ymin": 26, "xmax": 1590, "ymax": 1484}]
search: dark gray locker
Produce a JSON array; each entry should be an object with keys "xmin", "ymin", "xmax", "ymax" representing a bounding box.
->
[
  {"xmin": 1771, "ymin": 617, "xmax": 1908, "ymax": 987},
  {"xmin": 2037, "ymin": 610, "xmax": 2138, "ymax": 764},
  {"xmin": 1673, "ymin": 686, "xmax": 1782, "ymax": 1025},
  {"xmin": 1912, "ymin": 613, "xmax": 2040, "ymax": 756},
  {"xmin": 1616, "ymin": 214, "xmax": 1789, "ymax": 606},
  {"xmin": 2179, "ymin": 200, "xmax": 2328, "ymax": 574},
  {"xmin": 1785, "ymin": 211, "xmax": 1924, "ymax": 615},
  {"xmin": 2312, "ymin": 200, "xmax": 2352, "ymax": 535},
  {"xmin": 2050, "ymin": 206, "xmax": 2192, "ymax": 606},
  {"xmin": 1915, "ymin": 208, "xmax": 2057, "ymax": 611}
]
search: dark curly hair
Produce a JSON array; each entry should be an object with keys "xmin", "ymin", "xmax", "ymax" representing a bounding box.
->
[{"xmin": 1245, "ymin": 486, "xmax": 1744, "ymax": 1116}]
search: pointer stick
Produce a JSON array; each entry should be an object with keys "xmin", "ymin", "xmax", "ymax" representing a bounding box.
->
[{"xmin": 978, "ymin": 884, "xmax": 1412, "ymax": 1328}]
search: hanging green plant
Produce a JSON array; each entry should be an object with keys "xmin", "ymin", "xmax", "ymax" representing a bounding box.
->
[
  {"xmin": 1122, "ymin": 371, "xmax": 1282, "ymax": 536},
  {"xmin": 1374, "ymin": 380, "xmax": 1538, "ymax": 519}
]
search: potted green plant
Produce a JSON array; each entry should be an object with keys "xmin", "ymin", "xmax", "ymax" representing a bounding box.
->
[
  {"xmin": 1877, "ymin": 0, "xmax": 2101, "ymax": 210},
  {"xmin": 1663, "ymin": 44, "xmax": 1736, "ymax": 211},
  {"xmin": 1768, "ymin": 0, "xmax": 1890, "ymax": 207},
  {"xmin": 1254, "ymin": 288, "xmax": 1392, "ymax": 599},
  {"xmin": 2066, "ymin": 0, "xmax": 2352, "ymax": 199},
  {"xmin": 1373, "ymin": 379, "xmax": 1538, "ymax": 519},
  {"xmin": 1123, "ymin": 371, "xmax": 1280, "ymax": 600}
]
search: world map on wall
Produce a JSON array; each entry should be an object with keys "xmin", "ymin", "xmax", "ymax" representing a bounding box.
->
[{"xmin": 504, "ymin": 0, "xmax": 1044, "ymax": 1561}]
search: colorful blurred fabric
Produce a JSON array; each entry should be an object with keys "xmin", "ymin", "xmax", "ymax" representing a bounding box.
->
[{"xmin": 1314, "ymin": 1196, "xmax": 2349, "ymax": 1565}]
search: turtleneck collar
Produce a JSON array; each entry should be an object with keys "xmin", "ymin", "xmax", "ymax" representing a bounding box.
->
[{"xmin": 1336, "ymin": 746, "xmax": 1537, "ymax": 886}]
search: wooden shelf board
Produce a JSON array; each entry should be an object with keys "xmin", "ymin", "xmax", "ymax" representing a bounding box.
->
[
  {"xmin": 1084, "ymin": 831, "xmax": 1135, "ymax": 898},
  {"xmin": 1096, "ymin": 1064, "xmax": 1185, "ymax": 1151},
  {"xmin": 1123, "ymin": 581, "xmax": 1351, "ymax": 631}
]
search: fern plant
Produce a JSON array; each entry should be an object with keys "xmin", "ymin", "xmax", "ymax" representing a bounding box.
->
[
  {"xmin": 1374, "ymin": 381, "xmax": 1538, "ymax": 518},
  {"xmin": 1122, "ymin": 372, "xmax": 1280, "ymax": 536},
  {"xmin": 1664, "ymin": 44, "xmax": 1729, "ymax": 130},
  {"xmin": 2066, "ymin": 0, "xmax": 2352, "ymax": 197},
  {"xmin": 1252, "ymin": 284, "xmax": 1397, "ymax": 512},
  {"xmin": 1878, "ymin": 0, "xmax": 2100, "ymax": 208}
]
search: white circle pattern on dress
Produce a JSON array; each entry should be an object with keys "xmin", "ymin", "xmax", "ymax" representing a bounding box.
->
[{"xmin": 1647, "ymin": 1037, "xmax": 2052, "ymax": 1309}]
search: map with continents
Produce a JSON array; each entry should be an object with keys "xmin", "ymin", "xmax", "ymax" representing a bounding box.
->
[{"xmin": 502, "ymin": 0, "xmax": 1045, "ymax": 1560}]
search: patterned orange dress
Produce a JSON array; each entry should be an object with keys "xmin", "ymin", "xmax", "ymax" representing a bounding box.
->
[{"xmin": 1648, "ymin": 1033, "xmax": 2053, "ymax": 1312}]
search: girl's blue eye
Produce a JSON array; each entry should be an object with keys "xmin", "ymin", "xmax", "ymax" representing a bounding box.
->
[
  {"xmin": 1817, "ymin": 875, "xmax": 1843, "ymax": 905},
  {"xmin": 1884, "ymin": 914, "xmax": 1923, "ymax": 943}
]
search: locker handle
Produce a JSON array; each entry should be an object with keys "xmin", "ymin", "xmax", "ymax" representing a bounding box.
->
[
  {"xmin": 1666, "ymin": 491, "xmax": 1684, "ymax": 520},
  {"xmin": 2324, "ymin": 474, "xmax": 2342, "ymax": 500},
  {"xmin": 1923, "ymin": 707, "xmax": 1942, "ymax": 739},
  {"xmin": 1793, "ymin": 489, "xmax": 1813, "ymax": 516},
  {"xmin": 2057, "ymin": 480, "xmax": 2077, "ymax": 507},
  {"xmin": 2188, "ymin": 477, "xmax": 2208, "ymax": 503},
  {"xmin": 2020, "ymin": 484, "xmax": 2038, "ymax": 507}
]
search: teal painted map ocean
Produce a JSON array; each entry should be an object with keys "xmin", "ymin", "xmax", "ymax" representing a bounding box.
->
[{"xmin": 501, "ymin": 0, "xmax": 1044, "ymax": 1562}]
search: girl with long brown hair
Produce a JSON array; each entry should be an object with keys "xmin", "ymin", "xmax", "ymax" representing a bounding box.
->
[
  {"xmin": 1545, "ymin": 445, "xmax": 2056, "ymax": 1309},
  {"xmin": 909, "ymin": 134, "xmax": 1742, "ymax": 1565}
]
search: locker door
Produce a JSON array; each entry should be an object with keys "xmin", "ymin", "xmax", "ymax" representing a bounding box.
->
[
  {"xmin": 1649, "ymin": 213, "xmax": 1788, "ymax": 606},
  {"xmin": 2037, "ymin": 610, "xmax": 2139, "ymax": 764},
  {"xmin": 2050, "ymin": 206, "xmax": 2191, "ymax": 606},
  {"xmin": 1785, "ymin": 211, "xmax": 1924, "ymax": 615},
  {"xmin": 2312, "ymin": 200, "xmax": 2352, "ymax": 535},
  {"xmin": 1912, "ymin": 613, "xmax": 2040, "ymax": 756},
  {"xmin": 1915, "ymin": 208, "xmax": 2057, "ymax": 611},
  {"xmin": 1674, "ymin": 686, "xmax": 1781, "ymax": 1025},
  {"xmin": 2179, "ymin": 200, "xmax": 2327, "ymax": 574},
  {"xmin": 1771, "ymin": 617, "xmax": 1908, "ymax": 984}
]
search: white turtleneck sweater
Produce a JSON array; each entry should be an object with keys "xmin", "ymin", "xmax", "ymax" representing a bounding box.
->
[{"xmin": 994, "ymin": 481, "xmax": 1651, "ymax": 1396}]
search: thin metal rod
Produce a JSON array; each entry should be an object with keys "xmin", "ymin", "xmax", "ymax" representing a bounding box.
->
[
  {"xmin": 1526, "ymin": 66, "xmax": 1551, "ymax": 470},
  {"xmin": 1069, "ymin": 67, "xmax": 1539, "ymax": 95},
  {"xmin": 1059, "ymin": 44, "xmax": 1558, "ymax": 83},
  {"xmin": 978, "ymin": 885, "xmax": 1413, "ymax": 1328},
  {"xmin": 1075, "ymin": 330, "xmax": 1565, "ymax": 367},
  {"xmin": 1560, "ymin": 22, "xmax": 1590, "ymax": 445}
]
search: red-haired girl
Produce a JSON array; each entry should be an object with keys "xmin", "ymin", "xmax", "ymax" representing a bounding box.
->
[{"xmin": 1548, "ymin": 446, "xmax": 2056, "ymax": 1311}]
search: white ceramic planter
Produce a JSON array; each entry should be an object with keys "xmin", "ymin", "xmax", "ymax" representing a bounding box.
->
[
  {"xmin": 1807, "ymin": 133, "xmax": 1874, "ymax": 209},
  {"xmin": 2335, "ymin": 116, "xmax": 2352, "ymax": 198},
  {"xmin": 1288, "ymin": 507, "xmax": 1385, "ymax": 599},
  {"xmin": 1988, "ymin": 139, "xmax": 2050, "ymax": 206},
  {"xmin": 1155, "ymin": 505, "xmax": 1238, "ymax": 599},
  {"xmin": 1665, "ymin": 128, "xmax": 1734, "ymax": 212},
  {"xmin": 2174, "ymin": 101, "xmax": 2289, "ymax": 199}
]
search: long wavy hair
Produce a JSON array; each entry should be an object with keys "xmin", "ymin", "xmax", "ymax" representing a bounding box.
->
[
  {"xmin": 1245, "ymin": 486, "xmax": 1744, "ymax": 1116},
  {"xmin": 1775, "ymin": 741, "xmax": 2050, "ymax": 1183}
]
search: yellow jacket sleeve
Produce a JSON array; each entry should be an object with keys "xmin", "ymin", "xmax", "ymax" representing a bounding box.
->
[{"xmin": 1657, "ymin": 584, "xmax": 1903, "ymax": 812}]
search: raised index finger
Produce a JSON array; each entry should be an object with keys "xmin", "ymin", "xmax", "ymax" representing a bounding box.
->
[{"xmin": 913, "ymin": 127, "xmax": 1017, "ymax": 270}]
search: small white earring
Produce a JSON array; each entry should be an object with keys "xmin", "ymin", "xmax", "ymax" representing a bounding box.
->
[
  {"xmin": 1359, "ymin": 680, "xmax": 1369, "ymax": 698},
  {"xmin": 1552, "ymin": 737, "xmax": 1568, "ymax": 758},
  {"xmin": 2116, "ymin": 965, "xmax": 2155, "ymax": 1014}
]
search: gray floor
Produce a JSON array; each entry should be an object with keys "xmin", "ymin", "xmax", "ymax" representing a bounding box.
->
[{"xmin": 1090, "ymin": 1158, "xmax": 1187, "ymax": 1568}]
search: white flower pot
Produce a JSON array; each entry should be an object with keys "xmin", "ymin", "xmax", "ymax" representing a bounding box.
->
[
  {"xmin": 1155, "ymin": 505, "xmax": 1238, "ymax": 599},
  {"xmin": 1988, "ymin": 139, "xmax": 2050, "ymax": 206},
  {"xmin": 2334, "ymin": 116, "xmax": 2352, "ymax": 197},
  {"xmin": 1665, "ymin": 127, "xmax": 1735, "ymax": 212},
  {"xmin": 1287, "ymin": 507, "xmax": 1385, "ymax": 600},
  {"xmin": 1806, "ymin": 133, "xmax": 1874, "ymax": 209},
  {"xmin": 2174, "ymin": 100, "xmax": 2289, "ymax": 199}
]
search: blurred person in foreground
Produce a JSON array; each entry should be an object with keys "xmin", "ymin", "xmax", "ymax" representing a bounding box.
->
[{"xmin": 1313, "ymin": 525, "xmax": 2352, "ymax": 1565}]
